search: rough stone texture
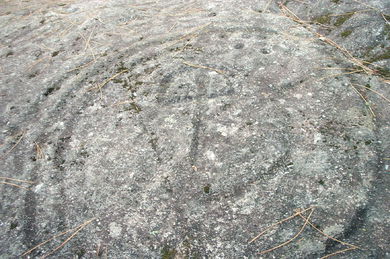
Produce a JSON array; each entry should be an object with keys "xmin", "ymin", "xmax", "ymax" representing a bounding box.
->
[{"xmin": 0, "ymin": 0, "xmax": 389, "ymax": 258}]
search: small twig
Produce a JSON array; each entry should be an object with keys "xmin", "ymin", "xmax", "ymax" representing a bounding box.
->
[
  {"xmin": 42, "ymin": 218, "xmax": 95, "ymax": 258},
  {"xmin": 263, "ymin": 0, "xmax": 274, "ymax": 13},
  {"xmin": 315, "ymin": 67, "xmax": 359, "ymax": 71},
  {"xmin": 279, "ymin": 4, "xmax": 376, "ymax": 76},
  {"xmin": 0, "ymin": 181, "xmax": 30, "ymax": 190},
  {"xmin": 21, "ymin": 229, "xmax": 73, "ymax": 257},
  {"xmin": 35, "ymin": 142, "xmax": 45, "ymax": 160},
  {"xmin": 1, "ymin": 131, "xmax": 26, "ymax": 159},
  {"xmin": 249, "ymin": 206, "xmax": 313, "ymax": 244},
  {"xmin": 88, "ymin": 70, "xmax": 129, "ymax": 91},
  {"xmin": 182, "ymin": 61, "xmax": 225, "ymax": 74},
  {"xmin": 350, "ymin": 84, "xmax": 376, "ymax": 117},
  {"xmin": 352, "ymin": 84, "xmax": 390, "ymax": 104},
  {"xmin": 0, "ymin": 177, "xmax": 35, "ymax": 184},
  {"xmin": 328, "ymin": 9, "xmax": 370, "ymax": 17},
  {"xmin": 320, "ymin": 246, "xmax": 358, "ymax": 259},
  {"xmin": 28, "ymin": 56, "xmax": 50, "ymax": 71},
  {"xmin": 258, "ymin": 208, "xmax": 315, "ymax": 255},
  {"xmin": 168, "ymin": 22, "xmax": 178, "ymax": 32},
  {"xmin": 164, "ymin": 22, "xmax": 211, "ymax": 48},
  {"xmin": 317, "ymin": 70, "xmax": 363, "ymax": 81},
  {"xmin": 382, "ymin": 13, "xmax": 389, "ymax": 24},
  {"xmin": 298, "ymin": 213, "xmax": 359, "ymax": 249},
  {"xmin": 70, "ymin": 59, "xmax": 95, "ymax": 74}
]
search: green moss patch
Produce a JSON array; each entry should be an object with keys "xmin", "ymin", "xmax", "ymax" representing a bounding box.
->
[
  {"xmin": 314, "ymin": 14, "xmax": 331, "ymax": 24},
  {"xmin": 340, "ymin": 30, "xmax": 352, "ymax": 37},
  {"xmin": 368, "ymin": 49, "xmax": 390, "ymax": 63},
  {"xmin": 384, "ymin": 23, "xmax": 390, "ymax": 39},
  {"xmin": 334, "ymin": 13, "xmax": 354, "ymax": 26},
  {"xmin": 161, "ymin": 246, "xmax": 177, "ymax": 259}
]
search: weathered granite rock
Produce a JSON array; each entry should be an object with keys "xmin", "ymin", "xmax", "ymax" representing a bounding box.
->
[{"xmin": 0, "ymin": 0, "xmax": 389, "ymax": 258}]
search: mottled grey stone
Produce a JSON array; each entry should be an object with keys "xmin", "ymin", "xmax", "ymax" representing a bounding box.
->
[{"xmin": 0, "ymin": 0, "xmax": 389, "ymax": 258}]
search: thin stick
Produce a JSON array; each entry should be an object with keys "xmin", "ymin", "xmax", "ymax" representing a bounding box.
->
[
  {"xmin": 2, "ymin": 131, "xmax": 25, "ymax": 158},
  {"xmin": 258, "ymin": 208, "xmax": 315, "ymax": 255},
  {"xmin": 350, "ymin": 85, "xmax": 376, "ymax": 117},
  {"xmin": 279, "ymin": 4, "xmax": 376, "ymax": 75},
  {"xmin": 263, "ymin": 0, "xmax": 274, "ymax": 13},
  {"xmin": 249, "ymin": 207, "xmax": 313, "ymax": 244},
  {"xmin": 66, "ymin": 59, "xmax": 96, "ymax": 73},
  {"xmin": 298, "ymin": 214, "xmax": 359, "ymax": 249},
  {"xmin": 0, "ymin": 177, "xmax": 34, "ymax": 184},
  {"xmin": 84, "ymin": 28, "xmax": 95, "ymax": 52},
  {"xmin": 28, "ymin": 56, "xmax": 50, "ymax": 71},
  {"xmin": 88, "ymin": 70, "xmax": 129, "ymax": 91},
  {"xmin": 317, "ymin": 70, "xmax": 363, "ymax": 81},
  {"xmin": 351, "ymin": 0, "xmax": 381, "ymax": 13},
  {"xmin": 168, "ymin": 22, "xmax": 178, "ymax": 32},
  {"xmin": 315, "ymin": 67, "xmax": 359, "ymax": 71},
  {"xmin": 382, "ymin": 13, "xmax": 389, "ymax": 24},
  {"xmin": 21, "ymin": 229, "xmax": 74, "ymax": 256},
  {"xmin": 182, "ymin": 61, "xmax": 225, "ymax": 74},
  {"xmin": 321, "ymin": 246, "xmax": 358, "ymax": 259},
  {"xmin": 164, "ymin": 22, "xmax": 212, "ymax": 48},
  {"xmin": 352, "ymin": 84, "xmax": 390, "ymax": 104},
  {"xmin": 42, "ymin": 218, "xmax": 95, "ymax": 258},
  {"xmin": 0, "ymin": 181, "xmax": 30, "ymax": 190},
  {"xmin": 35, "ymin": 142, "xmax": 45, "ymax": 159},
  {"xmin": 112, "ymin": 100, "xmax": 132, "ymax": 107},
  {"xmin": 328, "ymin": 9, "xmax": 370, "ymax": 16}
]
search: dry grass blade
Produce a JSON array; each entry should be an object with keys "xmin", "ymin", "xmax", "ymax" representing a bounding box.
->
[
  {"xmin": 1, "ymin": 130, "xmax": 26, "ymax": 159},
  {"xmin": 28, "ymin": 56, "xmax": 51, "ymax": 71},
  {"xmin": 350, "ymin": 84, "xmax": 376, "ymax": 117},
  {"xmin": 249, "ymin": 206, "xmax": 313, "ymax": 244},
  {"xmin": 318, "ymin": 70, "xmax": 363, "ymax": 81},
  {"xmin": 382, "ymin": 13, "xmax": 389, "ymax": 24},
  {"xmin": 316, "ymin": 67, "xmax": 360, "ymax": 71},
  {"xmin": 164, "ymin": 22, "xmax": 212, "ymax": 48},
  {"xmin": 298, "ymin": 214, "xmax": 359, "ymax": 249},
  {"xmin": 0, "ymin": 181, "xmax": 30, "ymax": 190},
  {"xmin": 352, "ymin": 84, "xmax": 390, "ymax": 104},
  {"xmin": 88, "ymin": 70, "xmax": 129, "ymax": 91},
  {"xmin": 351, "ymin": 0, "xmax": 382, "ymax": 13},
  {"xmin": 329, "ymin": 9, "xmax": 370, "ymax": 17},
  {"xmin": 42, "ymin": 218, "xmax": 95, "ymax": 258},
  {"xmin": 263, "ymin": 0, "xmax": 274, "ymax": 13},
  {"xmin": 182, "ymin": 61, "xmax": 225, "ymax": 74},
  {"xmin": 66, "ymin": 59, "xmax": 96, "ymax": 73},
  {"xmin": 320, "ymin": 247, "xmax": 358, "ymax": 259},
  {"xmin": 22, "ymin": 218, "xmax": 96, "ymax": 257},
  {"xmin": 279, "ymin": 4, "xmax": 376, "ymax": 76},
  {"xmin": 0, "ymin": 177, "xmax": 35, "ymax": 184},
  {"xmin": 258, "ymin": 208, "xmax": 315, "ymax": 255},
  {"xmin": 35, "ymin": 142, "xmax": 45, "ymax": 160},
  {"xmin": 21, "ymin": 229, "xmax": 73, "ymax": 257},
  {"xmin": 112, "ymin": 100, "xmax": 133, "ymax": 107}
]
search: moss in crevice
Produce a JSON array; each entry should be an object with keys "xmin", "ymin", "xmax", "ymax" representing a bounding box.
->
[
  {"xmin": 334, "ymin": 13, "xmax": 354, "ymax": 26},
  {"xmin": 203, "ymin": 184, "xmax": 211, "ymax": 194},
  {"xmin": 314, "ymin": 14, "xmax": 332, "ymax": 25},
  {"xmin": 384, "ymin": 23, "xmax": 390, "ymax": 39},
  {"xmin": 161, "ymin": 246, "xmax": 177, "ymax": 259},
  {"xmin": 376, "ymin": 67, "xmax": 390, "ymax": 78},
  {"xmin": 340, "ymin": 30, "xmax": 352, "ymax": 37}
]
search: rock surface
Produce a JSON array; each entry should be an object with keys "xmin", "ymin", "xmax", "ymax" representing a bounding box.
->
[{"xmin": 0, "ymin": 0, "xmax": 389, "ymax": 258}]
